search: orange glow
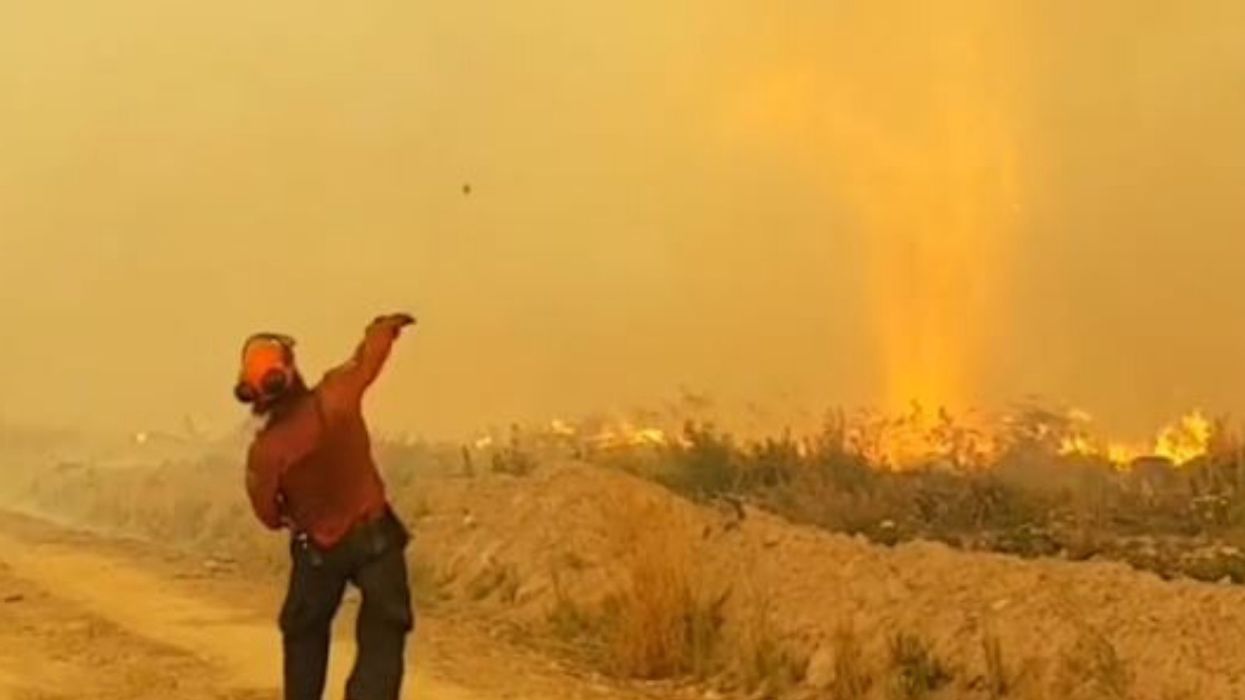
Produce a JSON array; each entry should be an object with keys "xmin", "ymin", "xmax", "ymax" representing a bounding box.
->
[
  {"xmin": 867, "ymin": 37, "xmax": 1020, "ymax": 413},
  {"xmin": 723, "ymin": 7, "xmax": 1021, "ymax": 414}
]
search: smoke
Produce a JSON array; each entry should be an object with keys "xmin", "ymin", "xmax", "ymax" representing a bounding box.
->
[{"xmin": 2, "ymin": 1, "xmax": 1243, "ymax": 439}]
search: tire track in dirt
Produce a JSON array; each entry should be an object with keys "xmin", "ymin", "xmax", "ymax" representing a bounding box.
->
[
  {"xmin": 0, "ymin": 515, "xmax": 540, "ymax": 700},
  {"xmin": 0, "ymin": 559, "xmax": 256, "ymax": 700}
]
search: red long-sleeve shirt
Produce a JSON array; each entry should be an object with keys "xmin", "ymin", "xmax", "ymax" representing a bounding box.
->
[{"xmin": 244, "ymin": 318, "xmax": 404, "ymax": 549}]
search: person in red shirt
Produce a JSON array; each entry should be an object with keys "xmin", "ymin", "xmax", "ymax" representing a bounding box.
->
[{"xmin": 235, "ymin": 313, "xmax": 416, "ymax": 700}]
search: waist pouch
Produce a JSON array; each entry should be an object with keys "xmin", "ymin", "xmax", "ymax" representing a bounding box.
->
[{"xmin": 293, "ymin": 507, "xmax": 410, "ymax": 572}]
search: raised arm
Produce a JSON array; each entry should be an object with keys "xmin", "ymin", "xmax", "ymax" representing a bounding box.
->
[{"xmin": 324, "ymin": 313, "xmax": 416, "ymax": 404}]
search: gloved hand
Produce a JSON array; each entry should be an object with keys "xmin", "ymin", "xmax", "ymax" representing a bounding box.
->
[{"xmin": 372, "ymin": 313, "xmax": 417, "ymax": 335}]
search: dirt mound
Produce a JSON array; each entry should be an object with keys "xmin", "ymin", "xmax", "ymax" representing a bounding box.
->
[
  {"xmin": 412, "ymin": 464, "xmax": 713, "ymax": 618},
  {"xmin": 410, "ymin": 464, "xmax": 1245, "ymax": 699}
]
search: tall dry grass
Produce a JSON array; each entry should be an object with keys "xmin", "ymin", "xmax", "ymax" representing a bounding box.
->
[{"xmin": 593, "ymin": 493, "xmax": 727, "ymax": 680}]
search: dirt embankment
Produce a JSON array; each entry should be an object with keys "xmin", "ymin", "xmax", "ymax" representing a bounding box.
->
[
  {"xmin": 410, "ymin": 465, "xmax": 1245, "ymax": 699},
  {"xmin": 8, "ymin": 455, "xmax": 1245, "ymax": 699}
]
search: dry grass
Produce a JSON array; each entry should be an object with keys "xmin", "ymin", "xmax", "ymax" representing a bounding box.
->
[
  {"xmin": 1057, "ymin": 626, "xmax": 1132, "ymax": 700},
  {"xmin": 409, "ymin": 558, "xmax": 446, "ymax": 608},
  {"xmin": 886, "ymin": 632, "xmax": 952, "ymax": 700},
  {"xmin": 981, "ymin": 627, "xmax": 1012, "ymax": 699},
  {"xmin": 538, "ymin": 490, "xmax": 731, "ymax": 681},
  {"xmin": 601, "ymin": 502, "xmax": 725, "ymax": 679},
  {"xmin": 729, "ymin": 578, "xmax": 807, "ymax": 694},
  {"xmin": 547, "ymin": 568, "xmax": 602, "ymax": 645},
  {"xmin": 465, "ymin": 562, "xmax": 520, "ymax": 602},
  {"xmin": 830, "ymin": 623, "xmax": 873, "ymax": 700}
]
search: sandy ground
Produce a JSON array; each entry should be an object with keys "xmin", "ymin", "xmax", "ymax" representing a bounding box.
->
[{"xmin": 0, "ymin": 511, "xmax": 657, "ymax": 700}]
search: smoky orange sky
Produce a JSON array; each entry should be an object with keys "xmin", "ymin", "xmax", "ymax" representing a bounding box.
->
[{"xmin": 3, "ymin": 1, "xmax": 1245, "ymax": 440}]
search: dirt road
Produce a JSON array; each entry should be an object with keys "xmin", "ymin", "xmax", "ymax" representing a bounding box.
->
[{"xmin": 0, "ymin": 511, "xmax": 649, "ymax": 700}]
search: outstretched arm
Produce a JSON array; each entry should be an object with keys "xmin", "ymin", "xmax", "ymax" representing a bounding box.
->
[{"xmin": 325, "ymin": 313, "xmax": 416, "ymax": 404}]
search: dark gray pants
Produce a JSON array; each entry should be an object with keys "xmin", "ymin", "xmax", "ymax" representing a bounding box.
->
[{"xmin": 280, "ymin": 511, "xmax": 414, "ymax": 700}]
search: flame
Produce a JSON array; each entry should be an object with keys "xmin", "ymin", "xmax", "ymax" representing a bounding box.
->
[
  {"xmin": 850, "ymin": 406, "xmax": 1214, "ymax": 471},
  {"xmin": 1057, "ymin": 432, "xmax": 1141, "ymax": 470},
  {"xmin": 520, "ymin": 418, "xmax": 681, "ymax": 451},
  {"xmin": 1153, "ymin": 411, "xmax": 1212, "ymax": 465},
  {"xmin": 1107, "ymin": 442, "xmax": 1143, "ymax": 466},
  {"xmin": 548, "ymin": 419, "xmax": 577, "ymax": 437},
  {"xmin": 1052, "ymin": 410, "xmax": 1211, "ymax": 468},
  {"xmin": 847, "ymin": 404, "xmax": 1001, "ymax": 471},
  {"xmin": 586, "ymin": 423, "xmax": 673, "ymax": 449},
  {"xmin": 1057, "ymin": 434, "xmax": 1094, "ymax": 458},
  {"xmin": 630, "ymin": 428, "xmax": 669, "ymax": 446},
  {"xmin": 469, "ymin": 406, "xmax": 1215, "ymax": 474}
]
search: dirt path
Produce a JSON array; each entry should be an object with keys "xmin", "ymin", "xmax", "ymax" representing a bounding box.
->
[{"xmin": 0, "ymin": 512, "xmax": 652, "ymax": 700}]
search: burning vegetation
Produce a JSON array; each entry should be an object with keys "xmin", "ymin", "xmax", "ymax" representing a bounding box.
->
[
  {"xmin": 475, "ymin": 403, "xmax": 1218, "ymax": 474},
  {"xmin": 457, "ymin": 401, "xmax": 1245, "ymax": 586}
]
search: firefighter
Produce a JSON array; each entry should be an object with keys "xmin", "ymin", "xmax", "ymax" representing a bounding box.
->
[{"xmin": 235, "ymin": 313, "xmax": 416, "ymax": 700}]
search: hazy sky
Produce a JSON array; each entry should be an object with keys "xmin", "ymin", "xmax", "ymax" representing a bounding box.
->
[{"xmin": 2, "ymin": 1, "xmax": 1244, "ymax": 439}]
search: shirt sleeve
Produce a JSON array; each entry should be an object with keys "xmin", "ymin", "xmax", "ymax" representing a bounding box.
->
[
  {"xmin": 321, "ymin": 317, "xmax": 404, "ymax": 406},
  {"xmin": 245, "ymin": 441, "xmax": 285, "ymax": 530}
]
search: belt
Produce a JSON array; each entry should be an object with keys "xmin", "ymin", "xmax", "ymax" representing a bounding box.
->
[{"xmin": 292, "ymin": 506, "xmax": 409, "ymax": 570}]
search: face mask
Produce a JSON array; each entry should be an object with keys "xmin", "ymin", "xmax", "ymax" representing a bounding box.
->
[{"xmin": 234, "ymin": 333, "xmax": 297, "ymax": 405}]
